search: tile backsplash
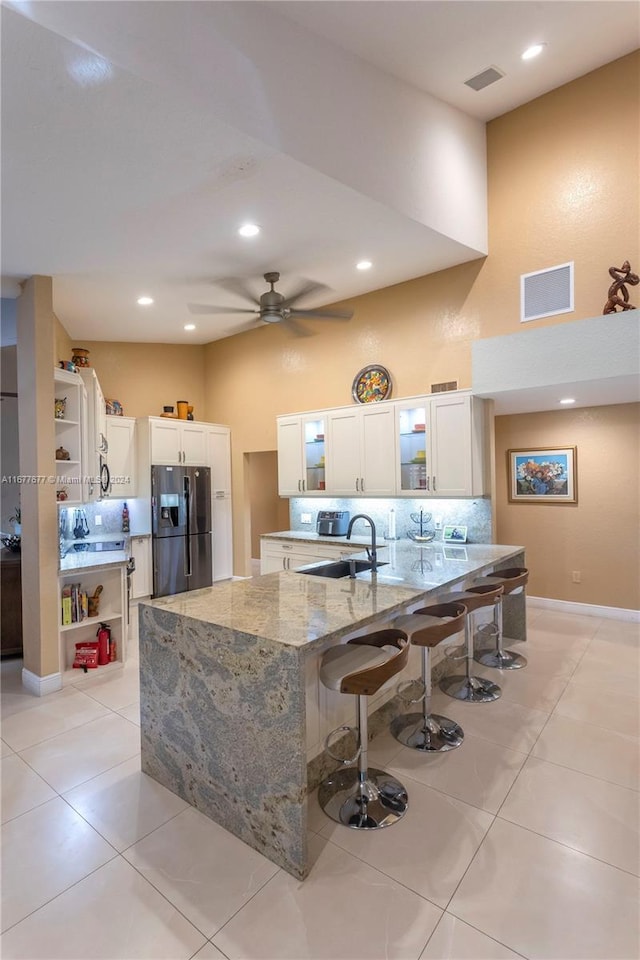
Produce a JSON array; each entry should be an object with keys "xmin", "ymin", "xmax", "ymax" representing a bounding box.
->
[{"xmin": 289, "ymin": 496, "xmax": 492, "ymax": 542}]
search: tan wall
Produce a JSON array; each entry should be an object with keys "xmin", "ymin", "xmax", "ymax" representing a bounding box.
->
[
  {"xmin": 495, "ymin": 404, "xmax": 640, "ymax": 610},
  {"xmin": 247, "ymin": 451, "xmax": 290, "ymax": 558},
  {"xmin": 67, "ymin": 341, "xmax": 206, "ymax": 420},
  {"xmin": 204, "ymin": 53, "xmax": 639, "ymax": 590},
  {"xmin": 54, "ymin": 316, "xmax": 72, "ymax": 367},
  {"xmin": 17, "ymin": 277, "xmax": 60, "ymax": 678}
]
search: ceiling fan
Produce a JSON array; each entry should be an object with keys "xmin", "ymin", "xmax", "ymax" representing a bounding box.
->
[{"xmin": 188, "ymin": 272, "xmax": 353, "ymax": 334}]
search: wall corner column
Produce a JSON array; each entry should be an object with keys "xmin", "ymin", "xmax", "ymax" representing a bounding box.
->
[{"xmin": 16, "ymin": 276, "xmax": 61, "ymax": 689}]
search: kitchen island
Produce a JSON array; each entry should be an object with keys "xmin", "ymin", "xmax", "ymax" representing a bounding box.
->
[{"xmin": 139, "ymin": 542, "xmax": 525, "ymax": 879}]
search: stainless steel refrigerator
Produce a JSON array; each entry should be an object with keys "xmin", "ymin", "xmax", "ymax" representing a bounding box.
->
[{"xmin": 151, "ymin": 465, "xmax": 212, "ymax": 598}]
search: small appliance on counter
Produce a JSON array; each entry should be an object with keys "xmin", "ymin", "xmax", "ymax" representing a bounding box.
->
[{"xmin": 316, "ymin": 510, "xmax": 350, "ymax": 536}]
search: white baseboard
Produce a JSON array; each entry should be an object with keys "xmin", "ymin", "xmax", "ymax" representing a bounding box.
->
[
  {"xmin": 528, "ymin": 596, "xmax": 640, "ymax": 623},
  {"xmin": 22, "ymin": 668, "xmax": 63, "ymax": 697}
]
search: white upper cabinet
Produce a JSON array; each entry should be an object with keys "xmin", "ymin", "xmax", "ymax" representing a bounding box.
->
[
  {"xmin": 325, "ymin": 404, "xmax": 396, "ymax": 497},
  {"xmin": 396, "ymin": 391, "xmax": 486, "ymax": 497},
  {"xmin": 206, "ymin": 424, "xmax": 232, "ymax": 496},
  {"xmin": 149, "ymin": 418, "xmax": 207, "ymax": 465},
  {"xmin": 278, "ymin": 390, "xmax": 486, "ymax": 498},
  {"xmin": 277, "ymin": 413, "xmax": 326, "ymax": 496},
  {"xmin": 105, "ymin": 416, "xmax": 136, "ymax": 498}
]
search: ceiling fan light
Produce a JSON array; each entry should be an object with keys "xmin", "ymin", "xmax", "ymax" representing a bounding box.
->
[
  {"xmin": 356, "ymin": 260, "xmax": 372, "ymax": 271},
  {"xmin": 238, "ymin": 223, "xmax": 260, "ymax": 237}
]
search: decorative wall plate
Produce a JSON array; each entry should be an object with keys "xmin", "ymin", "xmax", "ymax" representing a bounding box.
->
[{"xmin": 352, "ymin": 364, "xmax": 393, "ymax": 403}]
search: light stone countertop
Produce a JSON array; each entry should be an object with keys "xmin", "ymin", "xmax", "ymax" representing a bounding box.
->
[
  {"xmin": 145, "ymin": 541, "xmax": 524, "ymax": 650},
  {"xmin": 59, "ymin": 550, "xmax": 129, "ymax": 574}
]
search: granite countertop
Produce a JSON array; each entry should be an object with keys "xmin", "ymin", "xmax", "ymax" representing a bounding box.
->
[
  {"xmin": 145, "ymin": 541, "xmax": 524, "ymax": 650},
  {"xmin": 59, "ymin": 550, "xmax": 130, "ymax": 574},
  {"xmin": 260, "ymin": 530, "xmax": 374, "ymax": 547}
]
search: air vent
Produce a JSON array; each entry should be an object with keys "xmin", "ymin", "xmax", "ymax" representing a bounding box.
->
[
  {"xmin": 431, "ymin": 380, "xmax": 458, "ymax": 393},
  {"xmin": 464, "ymin": 66, "xmax": 505, "ymax": 91},
  {"xmin": 521, "ymin": 262, "xmax": 574, "ymax": 323}
]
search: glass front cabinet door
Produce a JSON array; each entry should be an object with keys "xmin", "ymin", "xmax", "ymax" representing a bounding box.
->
[
  {"xmin": 396, "ymin": 399, "xmax": 430, "ymax": 494},
  {"xmin": 302, "ymin": 415, "xmax": 326, "ymax": 494}
]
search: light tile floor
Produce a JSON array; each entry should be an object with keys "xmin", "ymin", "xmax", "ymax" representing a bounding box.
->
[{"xmin": 1, "ymin": 604, "xmax": 639, "ymax": 959}]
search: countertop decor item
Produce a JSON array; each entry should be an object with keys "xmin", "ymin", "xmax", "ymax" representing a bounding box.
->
[
  {"xmin": 508, "ymin": 446, "xmax": 577, "ymax": 503},
  {"xmin": 603, "ymin": 260, "xmax": 638, "ymax": 313},
  {"xmin": 407, "ymin": 510, "xmax": 435, "ymax": 542},
  {"xmin": 351, "ymin": 364, "xmax": 392, "ymax": 403}
]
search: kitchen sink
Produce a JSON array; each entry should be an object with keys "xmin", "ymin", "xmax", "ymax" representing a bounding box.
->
[{"xmin": 301, "ymin": 559, "xmax": 388, "ymax": 579}]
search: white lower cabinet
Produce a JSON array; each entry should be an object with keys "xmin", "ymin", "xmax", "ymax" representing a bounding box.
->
[
  {"xmin": 58, "ymin": 563, "xmax": 127, "ymax": 684},
  {"xmin": 130, "ymin": 535, "xmax": 152, "ymax": 598},
  {"xmin": 259, "ymin": 537, "xmax": 371, "ymax": 574}
]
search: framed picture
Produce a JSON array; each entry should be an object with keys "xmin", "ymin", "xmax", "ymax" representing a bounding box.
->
[
  {"xmin": 443, "ymin": 524, "xmax": 467, "ymax": 543},
  {"xmin": 508, "ymin": 447, "xmax": 577, "ymax": 503}
]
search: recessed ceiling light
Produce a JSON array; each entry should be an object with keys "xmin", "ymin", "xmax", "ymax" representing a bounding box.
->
[
  {"xmin": 560, "ymin": 397, "xmax": 576, "ymax": 404},
  {"xmin": 356, "ymin": 260, "xmax": 373, "ymax": 271},
  {"xmin": 522, "ymin": 43, "xmax": 547, "ymax": 61},
  {"xmin": 184, "ymin": 323, "xmax": 196, "ymax": 331},
  {"xmin": 137, "ymin": 296, "xmax": 154, "ymax": 306},
  {"xmin": 238, "ymin": 223, "xmax": 260, "ymax": 237}
]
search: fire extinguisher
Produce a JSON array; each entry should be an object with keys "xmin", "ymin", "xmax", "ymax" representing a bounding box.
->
[{"xmin": 96, "ymin": 622, "xmax": 111, "ymax": 666}]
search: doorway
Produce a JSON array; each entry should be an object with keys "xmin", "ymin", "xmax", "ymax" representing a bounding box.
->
[{"xmin": 246, "ymin": 451, "xmax": 290, "ymax": 576}]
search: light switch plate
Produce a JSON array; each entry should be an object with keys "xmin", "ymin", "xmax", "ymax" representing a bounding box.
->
[
  {"xmin": 94, "ymin": 515, "xmax": 102, "ymax": 525},
  {"xmin": 300, "ymin": 513, "xmax": 312, "ymax": 523}
]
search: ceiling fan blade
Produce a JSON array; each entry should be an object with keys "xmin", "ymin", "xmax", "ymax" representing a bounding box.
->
[
  {"xmin": 288, "ymin": 308, "xmax": 353, "ymax": 321},
  {"xmin": 282, "ymin": 279, "xmax": 330, "ymax": 308},
  {"xmin": 211, "ymin": 276, "xmax": 261, "ymax": 306},
  {"xmin": 188, "ymin": 303, "xmax": 259, "ymax": 315},
  {"xmin": 280, "ymin": 317, "xmax": 315, "ymax": 338}
]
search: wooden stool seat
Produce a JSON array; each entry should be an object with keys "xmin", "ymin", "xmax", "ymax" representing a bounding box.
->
[
  {"xmin": 318, "ymin": 629, "xmax": 410, "ymax": 830},
  {"xmin": 438, "ymin": 586, "xmax": 502, "ymax": 703},
  {"xmin": 391, "ymin": 601, "xmax": 467, "ymax": 752},
  {"xmin": 473, "ymin": 567, "xmax": 530, "ymax": 670}
]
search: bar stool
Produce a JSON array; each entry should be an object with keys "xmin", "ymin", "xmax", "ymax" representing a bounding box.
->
[
  {"xmin": 439, "ymin": 584, "xmax": 504, "ymax": 703},
  {"xmin": 473, "ymin": 567, "xmax": 529, "ymax": 670},
  {"xmin": 318, "ymin": 628, "xmax": 410, "ymax": 829},
  {"xmin": 390, "ymin": 602, "xmax": 467, "ymax": 751}
]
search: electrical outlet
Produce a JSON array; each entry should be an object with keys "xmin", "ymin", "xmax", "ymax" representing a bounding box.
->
[
  {"xmin": 435, "ymin": 517, "xmax": 442, "ymax": 530},
  {"xmin": 300, "ymin": 513, "xmax": 312, "ymax": 524},
  {"xmin": 572, "ymin": 570, "xmax": 581, "ymax": 583},
  {"xmin": 94, "ymin": 515, "xmax": 102, "ymax": 526}
]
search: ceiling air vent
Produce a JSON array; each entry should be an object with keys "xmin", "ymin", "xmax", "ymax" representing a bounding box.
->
[
  {"xmin": 464, "ymin": 66, "xmax": 504, "ymax": 91},
  {"xmin": 431, "ymin": 380, "xmax": 458, "ymax": 393},
  {"xmin": 521, "ymin": 262, "xmax": 574, "ymax": 323}
]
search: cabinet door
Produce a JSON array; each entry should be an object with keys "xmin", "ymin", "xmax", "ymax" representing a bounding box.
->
[
  {"xmin": 277, "ymin": 416, "xmax": 304, "ymax": 495},
  {"xmin": 431, "ymin": 393, "xmax": 472, "ymax": 496},
  {"xmin": 95, "ymin": 376, "xmax": 107, "ymax": 455},
  {"xmin": 396, "ymin": 398, "xmax": 430, "ymax": 495},
  {"xmin": 360, "ymin": 405, "xmax": 396, "ymax": 496},
  {"xmin": 301, "ymin": 415, "xmax": 326, "ymax": 495},
  {"xmin": 130, "ymin": 536, "xmax": 152, "ymax": 598},
  {"xmin": 105, "ymin": 417, "xmax": 136, "ymax": 498},
  {"xmin": 326, "ymin": 409, "xmax": 360, "ymax": 495},
  {"xmin": 150, "ymin": 419, "xmax": 181, "ymax": 464},
  {"xmin": 207, "ymin": 426, "xmax": 232, "ymax": 495},
  {"xmin": 212, "ymin": 498, "xmax": 233, "ymax": 581},
  {"xmin": 181, "ymin": 423, "xmax": 208, "ymax": 464}
]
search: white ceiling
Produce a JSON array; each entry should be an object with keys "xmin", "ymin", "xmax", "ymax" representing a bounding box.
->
[{"xmin": 2, "ymin": 1, "xmax": 638, "ymax": 347}]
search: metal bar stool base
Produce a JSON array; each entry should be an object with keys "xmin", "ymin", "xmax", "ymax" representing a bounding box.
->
[
  {"xmin": 439, "ymin": 674, "xmax": 501, "ymax": 703},
  {"xmin": 318, "ymin": 767, "xmax": 408, "ymax": 829},
  {"xmin": 475, "ymin": 646, "xmax": 527, "ymax": 670},
  {"xmin": 391, "ymin": 712, "xmax": 464, "ymax": 752}
]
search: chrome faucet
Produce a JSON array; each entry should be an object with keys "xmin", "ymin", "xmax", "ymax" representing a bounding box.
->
[{"xmin": 346, "ymin": 514, "xmax": 378, "ymax": 572}]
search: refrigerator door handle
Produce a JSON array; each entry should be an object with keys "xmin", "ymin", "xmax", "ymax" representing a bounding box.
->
[{"xmin": 184, "ymin": 474, "xmax": 192, "ymax": 578}]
